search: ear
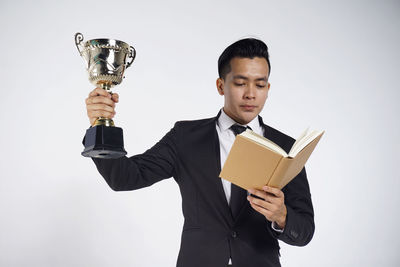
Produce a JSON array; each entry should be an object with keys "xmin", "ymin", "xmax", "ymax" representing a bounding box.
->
[
  {"xmin": 266, "ymin": 82, "xmax": 271, "ymax": 97},
  {"xmin": 216, "ymin": 78, "xmax": 224, "ymax": 96}
]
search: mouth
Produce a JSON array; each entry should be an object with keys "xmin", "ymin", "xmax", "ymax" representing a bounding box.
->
[{"xmin": 240, "ymin": 105, "xmax": 257, "ymax": 111}]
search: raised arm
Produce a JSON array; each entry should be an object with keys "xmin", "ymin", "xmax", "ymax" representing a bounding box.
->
[{"xmin": 84, "ymin": 87, "xmax": 180, "ymax": 191}]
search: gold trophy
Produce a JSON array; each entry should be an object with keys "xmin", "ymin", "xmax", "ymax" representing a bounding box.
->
[{"xmin": 75, "ymin": 32, "xmax": 136, "ymax": 158}]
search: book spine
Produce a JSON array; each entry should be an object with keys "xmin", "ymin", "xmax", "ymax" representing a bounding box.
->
[
  {"xmin": 268, "ymin": 158, "xmax": 292, "ymax": 189},
  {"xmin": 267, "ymin": 156, "xmax": 284, "ymax": 186}
]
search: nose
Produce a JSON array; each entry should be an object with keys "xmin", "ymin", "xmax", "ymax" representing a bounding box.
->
[{"xmin": 244, "ymin": 84, "xmax": 256, "ymax": 99}]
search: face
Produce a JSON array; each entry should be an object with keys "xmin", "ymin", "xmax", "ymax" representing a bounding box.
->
[{"xmin": 216, "ymin": 57, "xmax": 271, "ymax": 125}]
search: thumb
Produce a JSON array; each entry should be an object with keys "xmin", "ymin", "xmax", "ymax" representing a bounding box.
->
[{"xmin": 111, "ymin": 93, "xmax": 119, "ymax": 103}]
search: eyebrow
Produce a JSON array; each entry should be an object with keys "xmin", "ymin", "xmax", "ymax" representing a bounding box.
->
[{"xmin": 233, "ymin": 75, "xmax": 268, "ymax": 82}]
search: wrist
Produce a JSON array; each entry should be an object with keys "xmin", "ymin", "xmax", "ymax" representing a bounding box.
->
[{"xmin": 276, "ymin": 206, "xmax": 287, "ymax": 229}]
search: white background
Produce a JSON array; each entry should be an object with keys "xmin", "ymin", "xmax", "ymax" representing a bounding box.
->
[{"xmin": 0, "ymin": 0, "xmax": 399, "ymax": 266}]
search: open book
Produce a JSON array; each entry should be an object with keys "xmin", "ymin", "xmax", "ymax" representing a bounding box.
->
[{"xmin": 219, "ymin": 128, "xmax": 324, "ymax": 190}]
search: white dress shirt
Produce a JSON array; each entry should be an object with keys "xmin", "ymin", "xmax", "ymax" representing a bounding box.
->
[{"xmin": 215, "ymin": 108, "xmax": 283, "ymax": 265}]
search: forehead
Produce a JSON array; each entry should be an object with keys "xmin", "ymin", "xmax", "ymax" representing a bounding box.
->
[{"xmin": 229, "ymin": 57, "xmax": 269, "ymax": 78}]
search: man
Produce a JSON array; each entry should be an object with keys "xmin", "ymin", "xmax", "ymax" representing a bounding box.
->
[{"xmin": 84, "ymin": 38, "xmax": 314, "ymax": 267}]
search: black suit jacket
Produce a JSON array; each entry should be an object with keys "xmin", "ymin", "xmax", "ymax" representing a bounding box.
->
[{"xmin": 90, "ymin": 111, "xmax": 315, "ymax": 267}]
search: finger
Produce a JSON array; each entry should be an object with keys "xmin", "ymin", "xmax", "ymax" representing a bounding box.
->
[
  {"xmin": 87, "ymin": 103, "xmax": 115, "ymax": 113},
  {"xmin": 262, "ymin": 186, "xmax": 284, "ymax": 198},
  {"xmin": 89, "ymin": 87, "xmax": 112, "ymax": 98},
  {"xmin": 249, "ymin": 202, "xmax": 272, "ymax": 219},
  {"xmin": 89, "ymin": 96, "xmax": 116, "ymax": 107},
  {"xmin": 111, "ymin": 93, "xmax": 119, "ymax": 103},
  {"xmin": 262, "ymin": 194, "xmax": 281, "ymax": 206},
  {"xmin": 247, "ymin": 188, "xmax": 267, "ymax": 201},
  {"xmin": 261, "ymin": 192, "xmax": 284, "ymax": 206},
  {"xmin": 88, "ymin": 110, "xmax": 115, "ymax": 119},
  {"xmin": 247, "ymin": 195, "xmax": 274, "ymax": 210},
  {"xmin": 88, "ymin": 108, "xmax": 115, "ymax": 116}
]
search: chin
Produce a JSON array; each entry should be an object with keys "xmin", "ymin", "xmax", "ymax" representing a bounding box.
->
[{"xmin": 237, "ymin": 112, "xmax": 258, "ymax": 124}]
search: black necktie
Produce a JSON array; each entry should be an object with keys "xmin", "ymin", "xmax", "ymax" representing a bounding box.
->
[
  {"xmin": 229, "ymin": 124, "xmax": 252, "ymax": 218},
  {"xmin": 230, "ymin": 124, "xmax": 250, "ymax": 136}
]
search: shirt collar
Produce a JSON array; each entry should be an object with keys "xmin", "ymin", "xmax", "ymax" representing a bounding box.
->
[{"xmin": 217, "ymin": 108, "xmax": 263, "ymax": 134}]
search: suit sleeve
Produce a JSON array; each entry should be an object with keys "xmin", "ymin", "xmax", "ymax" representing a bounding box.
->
[
  {"xmin": 267, "ymin": 167, "xmax": 315, "ymax": 246},
  {"xmin": 86, "ymin": 123, "xmax": 180, "ymax": 191}
]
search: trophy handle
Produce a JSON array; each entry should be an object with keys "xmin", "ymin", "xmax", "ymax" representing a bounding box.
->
[
  {"xmin": 126, "ymin": 46, "xmax": 136, "ymax": 69},
  {"xmin": 75, "ymin": 32, "xmax": 84, "ymax": 55}
]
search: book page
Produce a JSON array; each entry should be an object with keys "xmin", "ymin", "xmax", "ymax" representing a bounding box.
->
[
  {"xmin": 241, "ymin": 130, "xmax": 288, "ymax": 157},
  {"xmin": 289, "ymin": 129, "xmax": 324, "ymax": 157},
  {"xmin": 290, "ymin": 127, "xmax": 309, "ymax": 153}
]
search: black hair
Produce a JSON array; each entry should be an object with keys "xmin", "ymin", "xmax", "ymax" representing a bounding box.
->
[{"xmin": 218, "ymin": 38, "xmax": 271, "ymax": 79}]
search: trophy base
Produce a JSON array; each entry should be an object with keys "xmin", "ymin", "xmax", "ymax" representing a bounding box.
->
[{"xmin": 82, "ymin": 125, "xmax": 127, "ymax": 159}]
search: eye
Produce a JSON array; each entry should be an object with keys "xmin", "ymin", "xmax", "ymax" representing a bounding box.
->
[
  {"xmin": 234, "ymin": 83, "xmax": 245, "ymax": 86},
  {"xmin": 256, "ymin": 84, "xmax": 266, "ymax": 88}
]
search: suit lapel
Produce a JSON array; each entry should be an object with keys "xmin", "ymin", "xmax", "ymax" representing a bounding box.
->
[
  {"xmin": 213, "ymin": 119, "xmax": 235, "ymax": 223},
  {"xmin": 259, "ymin": 115, "xmax": 273, "ymax": 140},
  {"xmin": 200, "ymin": 111, "xmax": 234, "ymax": 225}
]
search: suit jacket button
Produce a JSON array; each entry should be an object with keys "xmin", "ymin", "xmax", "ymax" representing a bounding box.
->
[
  {"xmin": 231, "ymin": 231, "xmax": 237, "ymax": 238},
  {"xmin": 290, "ymin": 230, "xmax": 298, "ymax": 239}
]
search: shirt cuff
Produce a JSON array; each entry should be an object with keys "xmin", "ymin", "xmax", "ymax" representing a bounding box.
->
[{"xmin": 271, "ymin": 221, "xmax": 284, "ymax": 233}]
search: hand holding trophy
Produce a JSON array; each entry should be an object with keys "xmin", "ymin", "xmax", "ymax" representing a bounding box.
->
[{"xmin": 75, "ymin": 32, "xmax": 136, "ymax": 158}]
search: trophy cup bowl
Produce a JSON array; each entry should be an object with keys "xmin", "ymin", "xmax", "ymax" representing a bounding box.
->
[{"xmin": 75, "ymin": 32, "xmax": 136, "ymax": 158}]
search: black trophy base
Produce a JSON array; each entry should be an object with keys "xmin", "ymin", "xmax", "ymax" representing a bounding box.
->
[{"xmin": 82, "ymin": 125, "xmax": 127, "ymax": 159}]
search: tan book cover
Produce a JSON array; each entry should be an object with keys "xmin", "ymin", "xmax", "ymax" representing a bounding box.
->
[{"xmin": 219, "ymin": 129, "xmax": 324, "ymax": 190}]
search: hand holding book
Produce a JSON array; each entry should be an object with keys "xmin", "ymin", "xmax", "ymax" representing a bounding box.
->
[{"xmin": 247, "ymin": 186, "xmax": 287, "ymax": 229}]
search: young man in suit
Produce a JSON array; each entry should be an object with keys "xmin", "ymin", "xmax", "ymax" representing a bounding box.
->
[{"xmin": 84, "ymin": 38, "xmax": 315, "ymax": 267}]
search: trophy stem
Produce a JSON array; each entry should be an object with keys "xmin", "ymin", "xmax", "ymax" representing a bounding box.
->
[
  {"xmin": 94, "ymin": 82, "xmax": 115, "ymax": 127},
  {"xmin": 100, "ymin": 82, "xmax": 113, "ymax": 94},
  {"xmin": 94, "ymin": 118, "xmax": 115, "ymax": 127}
]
